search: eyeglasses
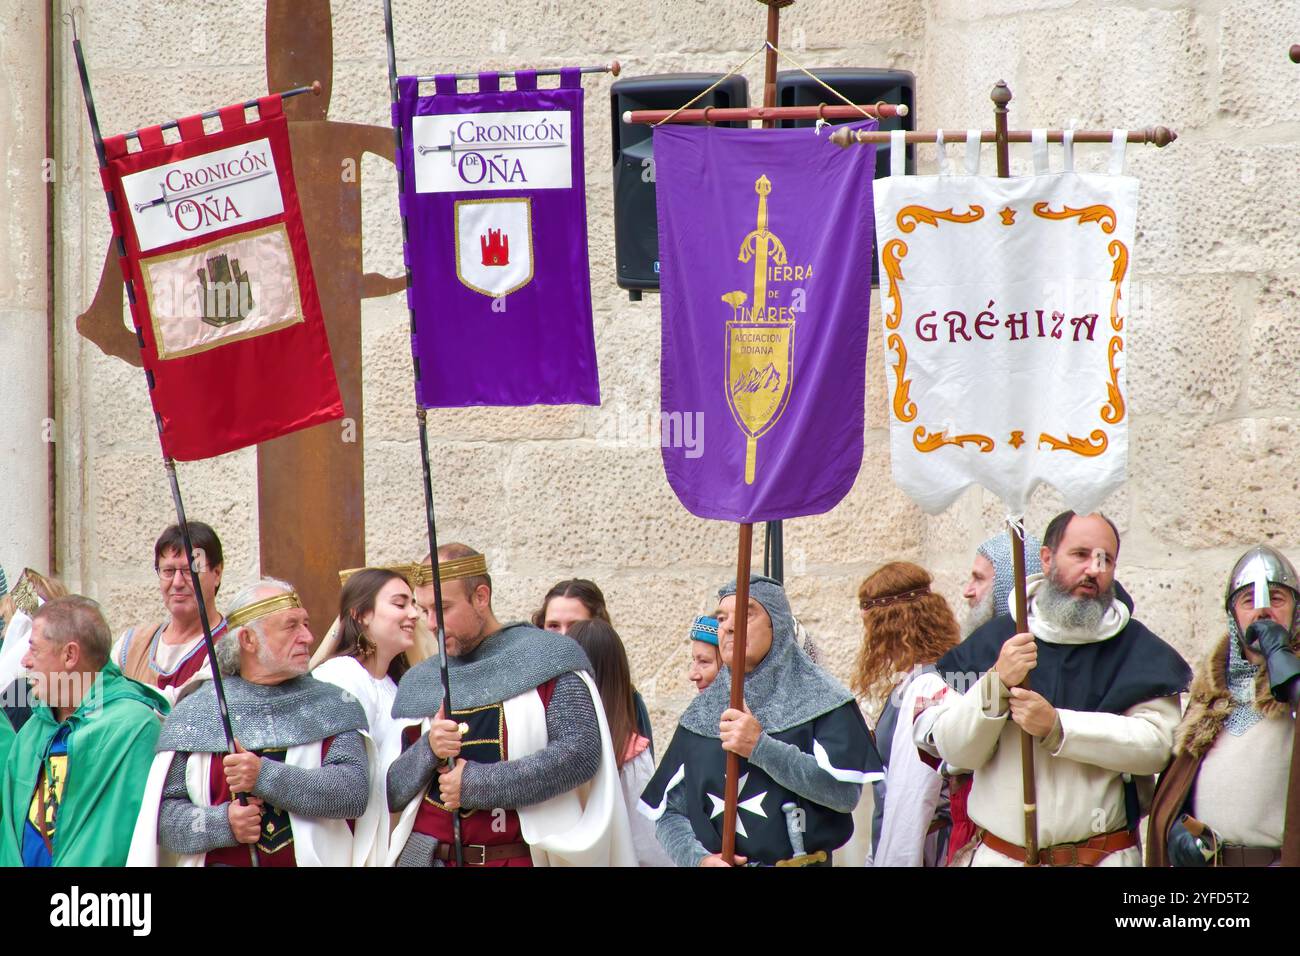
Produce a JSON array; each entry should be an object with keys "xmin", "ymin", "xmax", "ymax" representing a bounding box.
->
[{"xmin": 157, "ymin": 565, "xmax": 206, "ymax": 582}]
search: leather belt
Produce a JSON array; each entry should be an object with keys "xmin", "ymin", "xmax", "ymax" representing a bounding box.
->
[
  {"xmin": 434, "ymin": 842, "xmax": 531, "ymax": 866},
  {"xmin": 773, "ymin": 850, "xmax": 830, "ymax": 867},
  {"xmin": 979, "ymin": 828, "xmax": 1137, "ymax": 866},
  {"xmin": 1218, "ymin": 845, "xmax": 1280, "ymax": 867}
]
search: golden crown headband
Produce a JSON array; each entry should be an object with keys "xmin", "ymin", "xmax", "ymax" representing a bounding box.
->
[
  {"xmin": 859, "ymin": 584, "xmax": 931, "ymax": 611},
  {"xmin": 337, "ymin": 554, "xmax": 490, "ymax": 589},
  {"xmin": 227, "ymin": 592, "xmax": 303, "ymax": 630}
]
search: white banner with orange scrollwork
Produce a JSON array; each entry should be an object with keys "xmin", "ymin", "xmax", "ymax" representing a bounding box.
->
[{"xmin": 874, "ymin": 131, "xmax": 1136, "ymax": 514}]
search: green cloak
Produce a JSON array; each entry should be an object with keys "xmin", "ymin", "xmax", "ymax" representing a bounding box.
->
[
  {"xmin": 0, "ymin": 662, "xmax": 168, "ymax": 867},
  {"xmin": 0, "ymin": 713, "xmax": 14, "ymax": 774}
]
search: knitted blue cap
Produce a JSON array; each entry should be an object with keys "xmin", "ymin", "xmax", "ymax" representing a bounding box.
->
[{"xmin": 689, "ymin": 615, "xmax": 719, "ymax": 646}]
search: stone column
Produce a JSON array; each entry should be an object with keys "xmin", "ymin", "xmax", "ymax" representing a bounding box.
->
[{"xmin": 0, "ymin": 0, "xmax": 51, "ymax": 582}]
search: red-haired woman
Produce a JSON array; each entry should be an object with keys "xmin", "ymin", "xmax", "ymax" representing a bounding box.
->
[{"xmin": 853, "ymin": 561, "xmax": 961, "ymax": 866}]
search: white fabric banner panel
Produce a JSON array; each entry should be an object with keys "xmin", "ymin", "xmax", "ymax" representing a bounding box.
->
[{"xmin": 874, "ymin": 134, "xmax": 1137, "ymax": 515}]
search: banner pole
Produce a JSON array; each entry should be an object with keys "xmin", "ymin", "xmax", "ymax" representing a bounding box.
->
[
  {"xmin": 1279, "ymin": 699, "xmax": 1300, "ymax": 865},
  {"xmin": 829, "ymin": 125, "xmax": 1174, "ymax": 148},
  {"xmin": 721, "ymin": 523, "xmax": 754, "ymax": 865},
  {"xmin": 384, "ymin": 0, "xmax": 462, "ymax": 868},
  {"xmin": 69, "ymin": 16, "xmax": 257, "ymax": 865},
  {"xmin": 759, "ymin": 0, "xmax": 786, "ymax": 581},
  {"xmin": 119, "ymin": 83, "xmax": 321, "ymax": 145},
  {"xmin": 992, "ymin": 80, "xmax": 1038, "ymax": 867}
]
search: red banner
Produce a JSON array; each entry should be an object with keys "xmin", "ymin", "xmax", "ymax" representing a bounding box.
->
[{"xmin": 101, "ymin": 95, "xmax": 342, "ymax": 461}]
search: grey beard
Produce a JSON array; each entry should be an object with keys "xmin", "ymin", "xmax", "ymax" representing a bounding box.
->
[
  {"xmin": 1035, "ymin": 575, "xmax": 1113, "ymax": 633},
  {"xmin": 962, "ymin": 589, "xmax": 995, "ymax": 638}
]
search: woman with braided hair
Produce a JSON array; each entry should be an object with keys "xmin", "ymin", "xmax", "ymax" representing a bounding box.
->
[{"xmin": 853, "ymin": 561, "xmax": 961, "ymax": 866}]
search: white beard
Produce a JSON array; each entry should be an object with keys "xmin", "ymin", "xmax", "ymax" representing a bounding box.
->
[{"xmin": 961, "ymin": 588, "xmax": 995, "ymax": 638}]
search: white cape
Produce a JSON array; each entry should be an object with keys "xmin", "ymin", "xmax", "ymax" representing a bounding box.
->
[
  {"xmin": 388, "ymin": 670, "xmax": 635, "ymax": 867},
  {"xmin": 127, "ymin": 742, "xmax": 359, "ymax": 867},
  {"xmin": 311, "ymin": 655, "xmax": 413, "ymax": 866}
]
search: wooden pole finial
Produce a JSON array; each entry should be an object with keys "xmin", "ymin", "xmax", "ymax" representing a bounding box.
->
[
  {"xmin": 992, "ymin": 82, "xmax": 1013, "ymax": 178},
  {"xmin": 1150, "ymin": 125, "xmax": 1177, "ymax": 147},
  {"xmin": 310, "ymin": 80, "xmax": 322, "ymax": 96},
  {"xmin": 1290, "ymin": 43, "xmax": 1299, "ymax": 63},
  {"xmin": 609, "ymin": 59, "xmax": 622, "ymax": 77},
  {"xmin": 829, "ymin": 127, "xmax": 856, "ymax": 148}
]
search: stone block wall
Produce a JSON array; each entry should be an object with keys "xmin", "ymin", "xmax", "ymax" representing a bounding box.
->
[{"xmin": 0, "ymin": 0, "xmax": 1292, "ymax": 750}]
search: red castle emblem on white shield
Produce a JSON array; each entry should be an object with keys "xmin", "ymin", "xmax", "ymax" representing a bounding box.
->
[{"xmin": 480, "ymin": 228, "xmax": 509, "ymax": 267}]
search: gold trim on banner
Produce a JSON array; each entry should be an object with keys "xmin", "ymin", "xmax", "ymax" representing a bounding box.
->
[
  {"xmin": 881, "ymin": 209, "xmax": 990, "ymax": 452},
  {"xmin": 1037, "ymin": 430, "xmax": 1109, "ymax": 456},
  {"xmin": 913, "ymin": 428, "xmax": 995, "ymax": 453},
  {"xmin": 1108, "ymin": 241, "xmax": 1128, "ymax": 332},
  {"xmin": 1102, "ymin": 337, "xmax": 1126, "ymax": 425},
  {"xmin": 897, "ymin": 204, "xmax": 985, "ymax": 233},
  {"xmin": 453, "ymin": 197, "xmax": 535, "ymax": 298},
  {"xmin": 141, "ymin": 222, "xmax": 305, "ymax": 361},
  {"xmin": 888, "ymin": 334, "xmax": 917, "ymax": 422},
  {"xmin": 1031, "ymin": 202, "xmax": 1117, "ymax": 235},
  {"xmin": 881, "ymin": 239, "xmax": 907, "ymax": 331}
]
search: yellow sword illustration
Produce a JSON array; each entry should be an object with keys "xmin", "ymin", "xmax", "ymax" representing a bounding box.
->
[{"xmin": 738, "ymin": 174, "xmax": 787, "ymax": 321}]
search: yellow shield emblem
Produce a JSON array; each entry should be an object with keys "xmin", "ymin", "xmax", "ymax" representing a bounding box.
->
[{"xmin": 725, "ymin": 319, "xmax": 795, "ymax": 484}]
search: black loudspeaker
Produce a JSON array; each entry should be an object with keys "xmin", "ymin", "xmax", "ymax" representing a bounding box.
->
[
  {"xmin": 610, "ymin": 74, "xmax": 749, "ymax": 299},
  {"xmin": 776, "ymin": 68, "xmax": 915, "ymax": 286}
]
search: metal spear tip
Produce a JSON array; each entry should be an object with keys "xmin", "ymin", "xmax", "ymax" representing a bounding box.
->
[
  {"xmin": 609, "ymin": 60, "xmax": 622, "ymax": 77},
  {"xmin": 310, "ymin": 80, "xmax": 323, "ymax": 96}
]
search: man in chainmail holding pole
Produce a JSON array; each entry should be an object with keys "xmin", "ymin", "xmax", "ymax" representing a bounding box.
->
[
  {"xmin": 1148, "ymin": 545, "xmax": 1300, "ymax": 867},
  {"xmin": 386, "ymin": 544, "xmax": 634, "ymax": 867},
  {"xmin": 128, "ymin": 578, "xmax": 371, "ymax": 866},
  {"xmin": 640, "ymin": 575, "xmax": 881, "ymax": 867}
]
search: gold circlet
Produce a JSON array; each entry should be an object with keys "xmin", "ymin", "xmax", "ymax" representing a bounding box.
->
[
  {"xmin": 337, "ymin": 554, "xmax": 489, "ymax": 589},
  {"xmin": 227, "ymin": 592, "xmax": 303, "ymax": 630}
]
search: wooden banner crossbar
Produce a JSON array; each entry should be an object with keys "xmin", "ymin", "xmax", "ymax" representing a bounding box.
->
[
  {"xmin": 412, "ymin": 62, "xmax": 619, "ymax": 83},
  {"xmin": 625, "ymin": 102, "xmax": 908, "ymax": 125},
  {"xmin": 831, "ymin": 125, "xmax": 1175, "ymax": 148}
]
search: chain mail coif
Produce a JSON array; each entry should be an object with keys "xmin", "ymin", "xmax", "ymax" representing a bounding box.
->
[{"xmin": 978, "ymin": 529, "xmax": 1045, "ymax": 620}]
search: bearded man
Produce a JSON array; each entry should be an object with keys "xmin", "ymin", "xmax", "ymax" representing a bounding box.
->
[
  {"xmin": 960, "ymin": 530, "xmax": 1044, "ymax": 637},
  {"xmin": 387, "ymin": 544, "xmax": 633, "ymax": 867},
  {"xmin": 1147, "ymin": 546, "xmax": 1300, "ymax": 866},
  {"xmin": 924, "ymin": 511, "xmax": 1191, "ymax": 866},
  {"xmin": 129, "ymin": 578, "xmax": 370, "ymax": 866}
]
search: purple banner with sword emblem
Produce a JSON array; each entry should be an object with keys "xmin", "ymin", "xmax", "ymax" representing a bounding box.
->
[
  {"xmin": 656, "ymin": 120, "xmax": 877, "ymax": 522},
  {"xmin": 394, "ymin": 70, "xmax": 599, "ymax": 407}
]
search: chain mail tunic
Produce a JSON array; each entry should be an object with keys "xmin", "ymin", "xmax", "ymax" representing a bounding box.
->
[{"xmin": 158, "ymin": 731, "xmax": 368, "ymax": 858}]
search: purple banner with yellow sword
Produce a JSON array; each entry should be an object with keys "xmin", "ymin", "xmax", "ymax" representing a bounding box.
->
[{"xmin": 656, "ymin": 120, "xmax": 877, "ymax": 522}]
